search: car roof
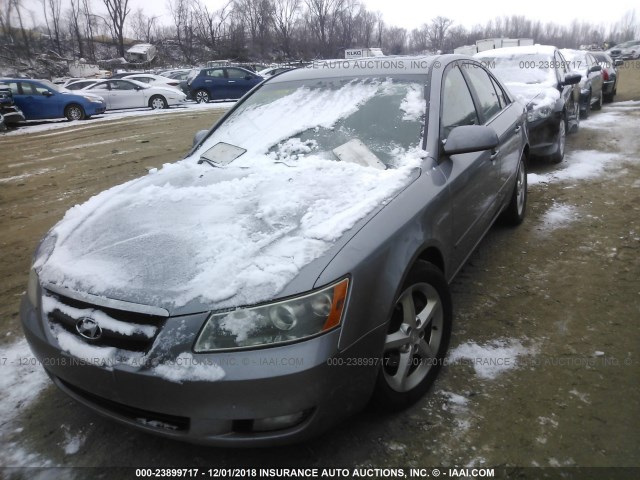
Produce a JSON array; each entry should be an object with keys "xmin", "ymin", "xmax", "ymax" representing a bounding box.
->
[
  {"xmin": 266, "ymin": 55, "xmax": 443, "ymax": 83},
  {"xmin": 475, "ymin": 45, "xmax": 557, "ymax": 58}
]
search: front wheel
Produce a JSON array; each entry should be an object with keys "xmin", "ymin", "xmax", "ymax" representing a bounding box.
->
[
  {"xmin": 581, "ymin": 93, "xmax": 591, "ymax": 119},
  {"xmin": 65, "ymin": 104, "xmax": 85, "ymax": 121},
  {"xmin": 593, "ymin": 92, "xmax": 603, "ymax": 110},
  {"xmin": 373, "ymin": 261, "xmax": 452, "ymax": 410},
  {"xmin": 549, "ymin": 114, "xmax": 567, "ymax": 164},
  {"xmin": 149, "ymin": 95, "xmax": 168, "ymax": 110},
  {"xmin": 195, "ymin": 89, "xmax": 210, "ymax": 103},
  {"xmin": 500, "ymin": 155, "xmax": 527, "ymax": 225}
]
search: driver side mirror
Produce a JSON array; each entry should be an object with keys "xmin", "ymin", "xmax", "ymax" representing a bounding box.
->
[
  {"xmin": 244, "ymin": 75, "xmax": 253, "ymax": 81},
  {"xmin": 562, "ymin": 73, "xmax": 582, "ymax": 86},
  {"xmin": 588, "ymin": 65, "xmax": 602, "ymax": 73},
  {"xmin": 43, "ymin": 91, "xmax": 54, "ymax": 97},
  {"xmin": 443, "ymin": 125, "xmax": 499, "ymax": 156},
  {"xmin": 614, "ymin": 59, "xmax": 624, "ymax": 67}
]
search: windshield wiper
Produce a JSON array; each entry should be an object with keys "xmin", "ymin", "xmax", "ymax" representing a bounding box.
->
[{"xmin": 197, "ymin": 157, "xmax": 219, "ymax": 169}]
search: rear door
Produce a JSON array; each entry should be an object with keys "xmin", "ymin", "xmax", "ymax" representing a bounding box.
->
[
  {"xmin": 109, "ymin": 80, "xmax": 145, "ymax": 109},
  {"xmin": 88, "ymin": 82, "xmax": 112, "ymax": 108},
  {"xmin": 202, "ymin": 68, "xmax": 227, "ymax": 99}
]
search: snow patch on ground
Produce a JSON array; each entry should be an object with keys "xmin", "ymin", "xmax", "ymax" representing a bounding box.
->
[
  {"xmin": 2, "ymin": 101, "xmax": 233, "ymax": 137},
  {"xmin": 0, "ymin": 339, "xmax": 52, "ymax": 467},
  {"xmin": 448, "ymin": 338, "xmax": 536, "ymax": 380},
  {"xmin": 0, "ymin": 167, "xmax": 54, "ymax": 184},
  {"xmin": 539, "ymin": 203, "xmax": 577, "ymax": 231},
  {"xmin": 527, "ymin": 150, "xmax": 622, "ymax": 186}
]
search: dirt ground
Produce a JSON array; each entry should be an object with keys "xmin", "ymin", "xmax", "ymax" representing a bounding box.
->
[{"xmin": 0, "ymin": 64, "xmax": 639, "ymax": 475}]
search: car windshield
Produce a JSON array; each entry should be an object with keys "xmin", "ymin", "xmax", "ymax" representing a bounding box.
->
[
  {"xmin": 197, "ymin": 76, "xmax": 426, "ymax": 168},
  {"xmin": 480, "ymin": 54, "xmax": 557, "ymax": 86},
  {"xmin": 561, "ymin": 50, "xmax": 588, "ymax": 67}
]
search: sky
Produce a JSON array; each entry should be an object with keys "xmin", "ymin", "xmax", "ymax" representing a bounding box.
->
[{"xmin": 123, "ymin": 0, "xmax": 639, "ymax": 32}]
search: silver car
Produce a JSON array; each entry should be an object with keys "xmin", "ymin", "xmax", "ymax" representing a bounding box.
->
[{"xmin": 21, "ymin": 55, "xmax": 528, "ymax": 446}]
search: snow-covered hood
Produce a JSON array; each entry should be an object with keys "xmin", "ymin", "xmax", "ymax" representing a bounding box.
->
[
  {"xmin": 36, "ymin": 153, "xmax": 421, "ymax": 315},
  {"xmin": 504, "ymin": 82, "xmax": 560, "ymax": 109}
]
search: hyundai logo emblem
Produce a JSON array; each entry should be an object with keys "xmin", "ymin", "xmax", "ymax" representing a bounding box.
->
[{"xmin": 76, "ymin": 317, "xmax": 102, "ymax": 340}]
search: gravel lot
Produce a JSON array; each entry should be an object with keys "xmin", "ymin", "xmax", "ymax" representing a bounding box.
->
[{"xmin": 0, "ymin": 65, "xmax": 639, "ymax": 475}]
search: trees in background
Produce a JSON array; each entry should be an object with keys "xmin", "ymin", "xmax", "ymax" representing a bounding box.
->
[{"xmin": 0, "ymin": 0, "xmax": 638, "ymax": 67}]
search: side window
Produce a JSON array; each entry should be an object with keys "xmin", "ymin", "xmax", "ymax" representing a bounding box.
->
[
  {"xmin": 33, "ymin": 83, "xmax": 50, "ymax": 95},
  {"xmin": 490, "ymin": 76, "xmax": 508, "ymax": 108},
  {"xmin": 91, "ymin": 82, "xmax": 109, "ymax": 91},
  {"xmin": 206, "ymin": 69, "xmax": 224, "ymax": 78},
  {"xmin": 3, "ymin": 82, "xmax": 20, "ymax": 95},
  {"xmin": 555, "ymin": 52, "xmax": 567, "ymax": 82},
  {"xmin": 463, "ymin": 65, "xmax": 502, "ymax": 121},
  {"xmin": 113, "ymin": 81, "xmax": 136, "ymax": 91},
  {"xmin": 227, "ymin": 68, "xmax": 250, "ymax": 79},
  {"xmin": 20, "ymin": 82, "xmax": 37, "ymax": 95},
  {"xmin": 441, "ymin": 66, "xmax": 479, "ymax": 141},
  {"xmin": 137, "ymin": 77, "xmax": 152, "ymax": 83}
]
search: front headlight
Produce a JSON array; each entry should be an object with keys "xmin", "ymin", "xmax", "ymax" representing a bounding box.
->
[
  {"xmin": 194, "ymin": 278, "xmax": 349, "ymax": 352},
  {"xmin": 27, "ymin": 269, "xmax": 39, "ymax": 307},
  {"xmin": 527, "ymin": 105, "xmax": 553, "ymax": 123},
  {"xmin": 81, "ymin": 95, "xmax": 103, "ymax": 104}
]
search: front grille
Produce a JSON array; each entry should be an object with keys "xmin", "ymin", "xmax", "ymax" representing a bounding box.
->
[
  {"xmin": 58, "ymin": 377, "xmax": 190, "ymax": 431},
  {"xmin": 45, "ymin": 290, "xmax": 165, "ymax": 353}
]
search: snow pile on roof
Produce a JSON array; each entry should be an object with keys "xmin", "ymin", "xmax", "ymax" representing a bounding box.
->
[
  {"xmin": 127, "ymin": 43, "xmax": 154, "ymax": 54},
  {"xmin": 38, "ymin": 79, "xmax": 423, "ymax": 311}
]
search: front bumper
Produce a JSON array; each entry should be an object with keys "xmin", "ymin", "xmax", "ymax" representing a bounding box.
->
[
  {"xmin": 20, "ymin": 294, "xmax": 381, "ymax": 446},
  {"xmin": 527, "ymin": 114, "xmax": 562, "ymax": 157}
]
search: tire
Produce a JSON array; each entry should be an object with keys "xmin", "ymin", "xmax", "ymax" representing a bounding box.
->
[
  {"xmin": 500, "ymin": 155, "xmax": 527, "ymax": 226},
  {"xmin": 195, "ymin": 89, "xmax": 210, "ymax": 104},
  {"xmin": 549, "ymin": 114, "xmax": 567, "ymax": 164},
  {"xmin": 581, "ymin": 93, "xmax": 591, "ymax": 119},
  {"xmin": 65, "ymin": 104, "xmax": 85, "ymax": 121},
  {"xmin": 373, "ymin": 261, "xmax": 452, "ymax": 411},
  {"xmin": 593, "ymin": 92, "xmax": 603, "ymax": 110},
  {"xmin": 149, "ymin": 95, "xmax": 168, "ymax": 110}
]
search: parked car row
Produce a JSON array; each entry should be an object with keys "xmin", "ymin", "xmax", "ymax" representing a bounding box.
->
[
  {"xmin": 606, "ymin": 39, "xmax": 640, "ymax": 60},
  {"xmin": 475, "ymin": 44, "xmax": 622, "ymax": 163},
  {"xmin": 0, "ymin": 77, "xmax": 187, "ymax": 123}
]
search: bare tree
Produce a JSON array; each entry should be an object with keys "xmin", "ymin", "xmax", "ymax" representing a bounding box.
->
[
  {"xmin": 234, "ymin": 0, "xmax": 274, "ymax": 57},
  {"xmin": 374, "ymin": 10, "xmax": 384, "ymax": 48},
  {"xmin": 428, "ymin": 16, "xmax": 453, "ymax": 52},
  {"xmin": 193, "ymin": 0, "xmax": 232, "ymax": 53},
  {"xmin": 305, "ymin": 0, "xmax": 344, "ymax": 56},
  {"xmin": 272, "ymin": 0, "xmax": 299, "ymax": 57},
  {"xmin": 103, "ymin": 0, "xmax": 130, "ymax": 57},
  {"xmin": 130, "ymin": 8, "xmax": 158, "ymax": 42},
  {"xmin": 43, "ymin": 0, "xmax": 63, "ymax": 55},
  {"xmin": 169, "ymin": 0, "xmax": 196, "ymax": 63},
  {"xmin": 68, "ymin": 0, "xmax": 84, "ymax": 58}
]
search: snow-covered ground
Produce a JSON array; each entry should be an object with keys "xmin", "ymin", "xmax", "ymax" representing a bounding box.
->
[{"xmin": 2, "ymin": 100, "xmax": 234, "ymax": 137}]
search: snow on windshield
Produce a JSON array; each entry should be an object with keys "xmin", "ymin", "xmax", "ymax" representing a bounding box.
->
[
  {"xmin": 481, "ymin": 54, "xmax": 557, "ymax": 86},
  {"xmin": 38, "ymin": 78, "xmax": 425, "ymax": 311}
]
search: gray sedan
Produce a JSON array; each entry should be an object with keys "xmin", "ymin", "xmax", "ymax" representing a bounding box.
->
[{"xmin": 21, "ymin": 55, "xmax": 528, "ymax": 446}]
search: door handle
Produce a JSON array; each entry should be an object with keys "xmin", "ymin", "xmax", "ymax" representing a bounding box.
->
[
  {"xmin": 490, "ymin": 150, "xmax": 500, "ymax": 160},
  {"xmin": 228, "ymin": 81, "xmax": 236, "ymax": 83},
  {"xmin": 514, "ymin": 125, "xmax": 521, "ymax": 133}
]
